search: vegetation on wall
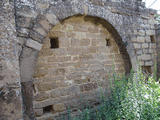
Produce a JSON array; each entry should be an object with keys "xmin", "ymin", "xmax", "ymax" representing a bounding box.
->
[
  {"xmin": 64, "ymin": 68, "xmax": 160, "ymax": 120},
  {"xmin": 155, "ymin": 14, "xmax": 160, "ymax": 23}
]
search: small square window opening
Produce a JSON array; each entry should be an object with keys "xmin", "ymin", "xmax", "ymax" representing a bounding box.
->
[
  {"xmin": 106, "ymin": 39, "xmax": 110, "ymax": 46},
  {"xmin": 50, "ymin": 37, "xmax": 59, "ymax": 49},
  {"xmin": 150, "ymin": 35, "xmax": 155, "ymax": 43}
]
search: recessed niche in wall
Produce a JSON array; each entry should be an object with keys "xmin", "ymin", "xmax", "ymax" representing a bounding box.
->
[
  {"xmin": 32, "ymin": 15, "xmax": 132, "ymax": 118},
  {"xmin": 106, "ymin": 39, "xmax": 110, "ymax": 46},
  {"xmin": 142, "ymin": 66, "xmax": 151, "ymax": 74},
  {"xmin": 43, "ymin": 105, "xmax": 53, "ymax": 113},
  {"xmin": 50, "ymin": 37, "xmax": 59, "ymax": 49},
  {"xmin": 150, "ymin": 35, "xmax": 155, "ymax": 43}
]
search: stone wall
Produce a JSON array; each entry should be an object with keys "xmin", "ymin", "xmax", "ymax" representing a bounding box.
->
[
  {"xmin": 0, "ymin": 0, "xmax": 23, "ymax": 120},
  {"xmin": 156, "ymin": 24, "xmax": 160, "ymax": 79},
  {"xmin": 33, "ymin": 16, "xmax": 130, "ymax": 119},
  {"xmin": 0, "ymin": 0, "xmax": 158, "ymax": 120}
]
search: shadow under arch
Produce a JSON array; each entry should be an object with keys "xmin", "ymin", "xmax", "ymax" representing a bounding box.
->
[{"xmin": 57, "ymin": 14, "xmax": 132, "ymax": 73}]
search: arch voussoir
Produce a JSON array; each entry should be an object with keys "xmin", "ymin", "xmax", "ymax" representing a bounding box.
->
[
  {"xmin": 45, "ymin": 13, "xmax": 59, "ymax": 26},
  {"xmin": 25, "ymin": 38, "xmax": 42, "ymax": 51},
  {"xmin": 32, "ymin": 24, "xmax": 47, "ymax": 38}
]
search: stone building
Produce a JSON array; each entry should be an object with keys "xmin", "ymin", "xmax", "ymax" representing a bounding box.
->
[
  {"xmin": 0, "ymin": 0, "xmax": 157, "ymax": 120},
  {"xmin": 156, "ymin": 24, "xmax": 160, "ymax": 79}
]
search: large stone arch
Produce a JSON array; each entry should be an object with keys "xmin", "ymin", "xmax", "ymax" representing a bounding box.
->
[
  {"xmin": 20, "ymin": 12, "xmax": 132, "ymax": 119},
  {"xmin": 19, "ymin": 1, "xmax": 137, "ymax": 85},
  {"xmin": 19, "ymin": 5, "xmax": 135, "ymax": 83},
  {"xmin": 1, "ymin": 0, "xmax": 157, "ymax": 120},
  {"xmin": 18, "ymin": 2, "xmax": 135, "ymax": 119},
  {"xmin": 20, "ymin": 8, "xmax": 134, "ymax": 82}
]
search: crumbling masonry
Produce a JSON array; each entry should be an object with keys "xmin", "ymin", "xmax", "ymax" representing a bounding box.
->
[{"xmin": 0, "ymin": 0, "xmax": 158, "ymax": 120}]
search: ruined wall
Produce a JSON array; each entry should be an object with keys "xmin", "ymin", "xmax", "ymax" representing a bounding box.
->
[
  {"xmin": 33, "ymin": 16, "xmax": 129, "ymax": 119},
  {"xmin": 0, "ymin": 0, "xmax": 23, "ymax": 120},
  {"xmin": 0, "ymin": 0, "xmax": 158, "ymax": 120},
  {"xmin": 156, "ymin": 24, "xmax": 160, "ymax": 79}
]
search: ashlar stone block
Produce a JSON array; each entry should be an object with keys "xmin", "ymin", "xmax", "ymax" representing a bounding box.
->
[
  {"xmin": 39, "ymin": 19, "xmax": 51, "ymax": 31},
  {"xmin": 137, "ymin": 36, "xmax": 145, "ymax": 43},
  {"xmin": 138, "ymin": 30, "xmax": 145, "ymax": 36},
  {"xmin": 26, "ymin": 39, "xmax": 42, "ymax": 51},
  {"xmin": 146, "ymin": 30, "xmax": 155, "ymax": 36},
  {"xmin": 34, "ymin": 108, "xmax": 43, "ymax": 116},
  {"xmin": 34, "ymin": 27, "xmax": 47, "ymax": 36},
  {"xmin": 142, "ymin": 43, "xmax": 149, "ymax": 48},
  {"xmin": 53, "ymin": 103, "xmax": 66, "ymax": 112},
  {"xmin": 145, "ymin": 61, "xmax": 153, "ymax": 66},
  {"xmin": 46, "ymin": 13, "xmax": 58, "ymax": 25},
  {"xmin": 34, "ymin": 92, "xmax": 50, "ymax": 101},
  {"xmin": 133, "ymin": 43, "xmax": 141, "ymax": 49},
  {"xmin": 138, "ymin": 54, "xmax": 151, "ymax": 61}
]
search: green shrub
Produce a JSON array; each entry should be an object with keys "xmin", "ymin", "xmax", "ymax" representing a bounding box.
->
[{"xmin": 66, "ymin": 68, "xmax": 160, "ymax": 120}]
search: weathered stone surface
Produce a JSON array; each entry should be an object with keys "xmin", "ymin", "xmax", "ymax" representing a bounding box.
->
[
  {"xmin": 1, "ymin": 0, "xmax": 157, "ymax": 119},
  {"xmin": 46, "ymin": 13, "xmax": 58, "ymax": 25},
  {"xmin": 138, "ymin": 54, "xmax": 152, "ymax": 61},
  {"xmin": 145, "ymin": 61, "xmax": 153, "ymax": 66},
  {"xmin": 26, "ymin": 39, "xmax": 42, "ymax": 51},
  {"xmin": 34, "ymin": 108, "xmax": 43, "ymax": 117},
  {"xmin": 156, "ymin": 25, "xmax": 160, "ymax": 79},
  {"xmin": 34, "ymin": 92, "xmax": 50, "ymax": 101},
  {"xmin": 138, "ymin": 30, "xmax": 145, "ymax": 36},
  {"xmin": 137, "ymin": 36, "xmax": 145, "ymax": 43},
  {"xmin": 80, "ymin": 82, "xmax": 98, "ymax": 92},
  {"xmin": 0, "ymin": 0, "xmax": 23, "ymax": 119},
  {"xmin": 21, "ymin": 81, "xmax": 35, "ymax": 120},
  {"xmin": 36, "ymin": 82, "xmax": 57, "ymax": 91},
  {"xmin": 53, "ymin": 103, "xmax": 66, "ymax": 112},
  {"xmin": 39, "ymin": 19, "xmax": 51, "ymax": 31},
  {"xmin": 0, "ymin": 86, "xmax": 22, "ymax": 120},
  {"xmin": 34, "ymin": 27, "xmax": 47, "ymax": 36},
  {"xmin": 146, "ymin": 30, "xmax": 155, "ymax": 35},
  {"xmin": 136, "ymin": 50, "xmax": 143, "ymax": 55},
  {"xmin": 50, "ymin": 86, "xmax": 80, "ymax": 98},
  {"xmin": 142, "ymin": 43, "xmax": 149, "ymax": 48},
  {"xmin": 133, "ymin": 43, "xmax": 141, "ymax": 49},
  {"xmin": 20, "ymin": 47, "xmax": 38, "ymax": 82},
  {"xmin": 17, "ymin": 27, "xmax": 30, "ymax": 37},
  {"xmin": 29, "ymin": 30, "xmax": 45, "ymax": 43},
  {"xmin": 16, "ymin": 16, "xmax": 32, "ymax": 28}
]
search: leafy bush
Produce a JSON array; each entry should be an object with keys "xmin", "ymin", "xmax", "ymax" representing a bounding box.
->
[
  {"xmin": 68, "ymin": 68, "xmax": 160, "ymax": 120},
  {"xmin": 155, "ymin": 14, "xmax": 160, "ymax": 23}
]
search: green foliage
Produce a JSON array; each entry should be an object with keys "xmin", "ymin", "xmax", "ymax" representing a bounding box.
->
[
  {"xmin": 66, "ymin": 68, "xmax": 160, "ymax": 120},
  {"xmin": 155, "ymin": 14, "xmax": 160, "ymax": 23}
]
